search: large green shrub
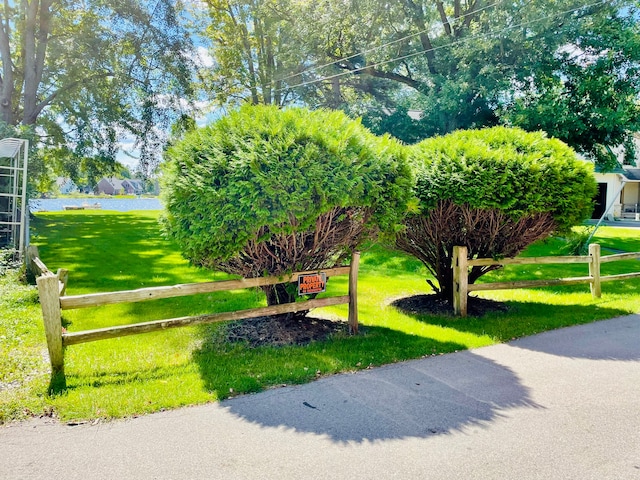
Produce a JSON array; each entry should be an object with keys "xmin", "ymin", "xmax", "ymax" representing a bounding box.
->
[
  {"xmin": 396, "ymin": 126, "xmax": 597, "ymax": 302},
  {"xmin": 162, "ymin": 105, "xmax": 411, "ymax": 306}
]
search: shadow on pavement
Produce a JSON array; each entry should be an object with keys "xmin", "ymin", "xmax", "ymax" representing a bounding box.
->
[{"xmin": 221, "ymin": 350, "xmax": 542, "ymax": 443}]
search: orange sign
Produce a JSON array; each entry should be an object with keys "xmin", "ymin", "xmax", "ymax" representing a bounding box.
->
[{"xmin": 298, "ymin": 273, "xmax": 327, "ymax": 295}]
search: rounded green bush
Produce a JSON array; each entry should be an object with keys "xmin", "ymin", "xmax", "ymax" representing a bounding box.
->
[
  {"xmin": 397, "ymin": 126, "xmax": 597, "ymax": 301},
  {"xmin": 161, "ymin": 105, "xmax": 412, "ymax": 270},
  {"xmin": 411, "ymin": 126, "xmax": 596, "ymax": 233}
]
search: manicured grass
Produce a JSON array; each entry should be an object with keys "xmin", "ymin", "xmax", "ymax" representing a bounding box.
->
[
  {"xmin": 1, "ymin": 211, "xmax": 639, "ymax": 423},
  {"xmin": 0, "ymin": 269, "xmax": 51, "ymax": 421}
]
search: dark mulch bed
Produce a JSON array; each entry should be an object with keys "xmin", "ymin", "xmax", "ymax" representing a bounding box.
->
[
  {"xmin": 224, "ymin": 314, "xmax": 348, "ymax": 348},
  {"xmin": 391, "ymin": 294, "xmax": 509, "ymax": 317},
  {"xmin": 223, "ymin": 295, "xmax": 507, "ymax": 348}
]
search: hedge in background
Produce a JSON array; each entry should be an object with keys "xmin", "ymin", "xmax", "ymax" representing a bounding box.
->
[
  {"xmin": 162, "ymin": 105, "xmax": 412, "ymax": 307},
  {"xmin": 396, "ymin": 126, "xmax": 597, "ymax": 302}
]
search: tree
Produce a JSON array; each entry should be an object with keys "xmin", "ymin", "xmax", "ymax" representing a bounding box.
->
[
  {"xmin": 395, "ymin": 127, "xmax": 597, "ymax": 303},
  {"xmin": 292, "ymin": 0, "xmax": 520, "ymax": 134},
  {"xmin": 201, "ymin": 0, "xmax": 307, "ymax": 106},
  {"xmin": 0, "ymin": 0, "xmax": 197, "ymax": 184},
  {"xmin": 200, "ymin": 0, "xmax": 387, "ymax": 110},
  {"xmin": 161, "ymin": 104, "xmax": 411, "ymax": 308},
  {"xmin": 501, "ymin": 3, "xmax": 640, "ymax": 168},
  {"xmin": 292, "ymin": 0, "xmax": 640, "ymax": 167},
  {"xmin": 195, "ymin": 1, "xmax": 640, "ymax": 164}
]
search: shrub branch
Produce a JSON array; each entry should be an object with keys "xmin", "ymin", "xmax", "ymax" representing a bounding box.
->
[{"xmin": 396, "ymin": 200, "xmax": 557, "ymax": 301}]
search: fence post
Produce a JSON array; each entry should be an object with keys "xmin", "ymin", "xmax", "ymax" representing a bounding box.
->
[
  {"xmin": 25, "ymin": 244, "xmax": 39, "ymax": 278},
  {"xmin": 589, "ymin": 243, "xmax": 601, "ymax": 298},
  {"xmin": 56, "ymin": 268, "xmax": 69, "ymax": 296},
  {"xmin": 348, "ymin": 251, "xmax": 360, "ymax": 334},
  {"xmin": 452, "ymin": 246, "xmax": 468, "ymax": 317},
  {"xmin": 36, "ymin": 274, "xmax": 65, "ymax": 376}
]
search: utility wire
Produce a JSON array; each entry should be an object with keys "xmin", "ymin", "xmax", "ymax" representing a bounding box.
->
[
  {"xmin": 270, "ymin": 0, "xmax": 610, "ymax": 96},
  {"xmin": 271, "ymin": 0, "xmax": 503, "ymax": 87}
]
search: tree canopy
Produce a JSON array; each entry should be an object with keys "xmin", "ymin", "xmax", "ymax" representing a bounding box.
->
[
  {"xmin": 5, "ymin": 0, "xmax": 638, "ymax": 185},
  {"xmin": 501, "ymin": 3, "xmax": 640, "ymax": 167},
  {"xmin": 0, "ymin": 0, "xmax": 197, "ymax": 184},
  {"xmin": 198, "ymin": 0, "xmax": 640, "ymax": 168}
]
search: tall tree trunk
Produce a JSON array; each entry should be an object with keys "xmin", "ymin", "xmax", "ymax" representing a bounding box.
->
[
  {"xmin": 0, "ymin": 1, "xmax": 14, "ymax": 124},
  {"xmin": 240, "ymin": 24, "xmax": 260, "ymax": 104},
  {"xmin": 21, "ymin": 0, "xmax": 52, "ymax": 125},
  {"xmin": 402, "ymin": 0, "xmax": 437, "ymax": 74},
  {"xmin": 0, "ymin": 98, "xmax": 12, "ymax": 124}
]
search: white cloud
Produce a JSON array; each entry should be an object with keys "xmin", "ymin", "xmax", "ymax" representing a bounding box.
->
[
  {"xmin": 182, "ymin": 45, "xmax": 215, "ymax": 69},
  {"xmin": 556, "ymin": 44, "xmax": 608, "ymax": 66},
  {"xmin": 195, "ymin": 46, "xmax": 214, "ymax": 68}
]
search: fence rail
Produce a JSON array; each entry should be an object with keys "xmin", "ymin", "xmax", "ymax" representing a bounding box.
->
[
  {"xmin": 59, "ymin": 267, "xmax": 351, "ymax": 309},
  {"xmin": 452, "ymin": 243, "xmax": 640, "ymax": 316},
  {"xmin": 27, "ymin": 245, "xmax": 359, "ymax": 377}
]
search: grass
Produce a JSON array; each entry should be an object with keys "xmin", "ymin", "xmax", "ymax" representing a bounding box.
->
[
  {"xmin": 0, "ymin": 269, "xmax": 51, "ymax": 421},
  {"xmin": 1, "ymin": 210, "xmax": 639, "ymax": 423}
]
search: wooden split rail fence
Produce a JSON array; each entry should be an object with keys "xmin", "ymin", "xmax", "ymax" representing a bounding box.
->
[
  {"xmin": 452, "ymin": 243, "xmax": 640, "ymax": 316},
  {"xmin": 27, "ymin": 245, "xmax": 360, "ymax": 376}
]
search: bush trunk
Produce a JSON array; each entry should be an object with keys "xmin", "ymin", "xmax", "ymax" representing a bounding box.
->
[{"xmin": 396, "ymin": 200, "xmax": 557, "ymax": 303}]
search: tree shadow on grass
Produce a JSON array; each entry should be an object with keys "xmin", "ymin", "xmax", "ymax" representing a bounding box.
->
[
  {"xmin": 31, "ymin": 212, "xmax": 222, "ymax": 292},
  {"xmin": 49, "ymin": 363, "xmax": 194, "ymax": 393},
  {"xmin": 193, "ymin": 324, "xmax": 542, "ymax": 443},
  {"xmin": 392, "ymin": 293, "xmax": 636, "ymax": 361}
]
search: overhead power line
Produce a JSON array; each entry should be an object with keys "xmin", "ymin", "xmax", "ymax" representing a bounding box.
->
[
  {"xmin": 272, "ymin": 0, "xmax": 503, "ymax": 87},
  {"xmin": 270, "ymin": 0, "xmax": 611, "ymax": 96}
]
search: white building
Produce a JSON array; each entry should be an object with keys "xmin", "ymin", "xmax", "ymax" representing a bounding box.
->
[{"xmin": 593, "ymin": 165, "xmax": 640, "ymax": 221}]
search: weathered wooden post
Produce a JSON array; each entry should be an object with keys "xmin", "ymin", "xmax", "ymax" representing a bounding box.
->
[
  {"xmin": 56, "ymin": 268, "xmax": 69, "ymax": 296},
  {"xmin": 589, "ymin": 243, "xmax": 601, "ymax": 298},
  {"xmin": 36, "ymin": 274, "xmax": 64, "ymax": 376},
  {"xmin": 452, "ymin": 246, "xmax": 468, "ymax": 317},
  {"xmin": 348, "ymin": 251, "xmax": 360, "ymax": 334},
  {"xmin": 25, "ymin": 244, "xmax": 39, "ymax": 278}
]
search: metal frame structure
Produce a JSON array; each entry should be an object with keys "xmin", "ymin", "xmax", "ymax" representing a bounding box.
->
[{"xmin": 0, "ymin": 138, "xmax": 29, "ymax": 259}]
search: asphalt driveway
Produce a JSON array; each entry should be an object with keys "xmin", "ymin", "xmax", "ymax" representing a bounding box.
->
[{"xmin": 2, "ymin": 314, "xmax": 639, "ymax": 479}]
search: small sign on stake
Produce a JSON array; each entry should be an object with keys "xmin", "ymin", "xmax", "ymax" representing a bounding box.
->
[{"xmin": 297, "ymin": 272, "xmax": 327, "ymax": 296}]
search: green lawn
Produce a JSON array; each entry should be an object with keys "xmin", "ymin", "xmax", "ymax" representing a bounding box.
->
[{"xmin": 2, "ymin": 211, "xmax": 639, "ymax": 423}]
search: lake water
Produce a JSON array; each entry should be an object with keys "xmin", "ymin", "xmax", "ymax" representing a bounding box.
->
[{"xmin": 29, "ymin": 198, "xmax": 163, "ymax": 212}]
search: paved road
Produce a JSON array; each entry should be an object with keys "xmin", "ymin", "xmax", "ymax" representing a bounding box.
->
[{"xmin": 2, "ymin": 315, "xmax": 640, "ymax": 480}]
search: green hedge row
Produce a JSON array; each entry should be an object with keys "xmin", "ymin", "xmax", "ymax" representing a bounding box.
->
[{"xmin": 161, "ymin": 105, "xmax": 596, "ymax": 278}]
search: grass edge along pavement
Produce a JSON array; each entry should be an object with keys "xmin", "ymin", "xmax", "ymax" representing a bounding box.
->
[{"xmin": 1, "ymin": 210, "xmax": 640, "ymax": 423}]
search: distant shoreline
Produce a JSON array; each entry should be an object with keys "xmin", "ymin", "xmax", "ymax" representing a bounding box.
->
[{"xmin": 29, "ymin": 198, "xmax": 163, "ymax": 212}]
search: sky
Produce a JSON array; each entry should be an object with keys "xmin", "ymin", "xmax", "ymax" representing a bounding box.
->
[{"xmin": 116, "ymin": 45, "xmax": 216, "ymax": 169}]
